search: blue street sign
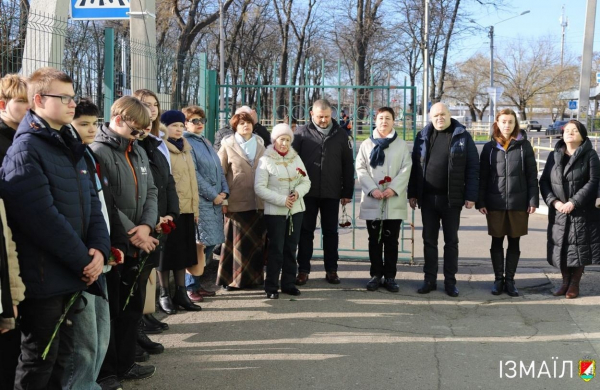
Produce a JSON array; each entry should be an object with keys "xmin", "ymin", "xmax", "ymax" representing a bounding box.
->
[
  {"xmin": 568, "ymin": 100, "xmax": 577, "ymax": 110},
  {"xmin": 70, "ymin": 0, "xmax": 130, "ymax": 20}
]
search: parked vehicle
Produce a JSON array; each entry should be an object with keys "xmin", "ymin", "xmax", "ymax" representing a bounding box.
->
[
  {"xmin": 519, "ymin": 120, "xmax": 542, "ymax": 132},
  {"xmin": 546, "ymin": 120, "xmax": 569, "ymax": 136}
]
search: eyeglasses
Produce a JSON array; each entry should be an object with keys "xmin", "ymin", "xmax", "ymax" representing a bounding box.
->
[
  {"xmin": 123, "ymin": 120, "xmax": 144, "ymax": 137},
  {"xmin": 188, "ymin": 118, "xmax": 206, "ymax": 125},
  {"xmin": 40, "ymin": 94, "xmax": 80, "ymax": 105}
]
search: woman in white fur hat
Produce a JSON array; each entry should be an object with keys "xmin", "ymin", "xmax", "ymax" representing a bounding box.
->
[{"xmin": 255, "ymin": 123, "xmax": 311, "ymax": 299}]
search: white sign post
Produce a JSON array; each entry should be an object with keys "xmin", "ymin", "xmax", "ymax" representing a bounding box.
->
[{"xmin": 70, "ymin": 0, "xmax": 130, "ymax": 20}]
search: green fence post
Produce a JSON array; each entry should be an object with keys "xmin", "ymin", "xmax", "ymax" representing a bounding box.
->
[
  {"xmin": 103, "ymin": 28, "xmax": 115, "ymax": 121},
  {"xmin": 205, "ymin": 69, "xmax": 218, "ymax": 143}
]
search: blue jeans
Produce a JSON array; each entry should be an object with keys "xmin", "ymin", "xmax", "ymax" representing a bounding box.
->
[
  {"xmin": 185, "ymin": 245, "xmax": 215, "ymax": 291},
  {"xmin": 63, "ymin": 276, "xmax": 109, "ymax": 390}
]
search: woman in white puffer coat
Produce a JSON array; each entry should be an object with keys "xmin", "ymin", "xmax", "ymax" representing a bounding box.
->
[{"xmin": 255, "ymin": 124, "xmax": 311, "ymax": 299}]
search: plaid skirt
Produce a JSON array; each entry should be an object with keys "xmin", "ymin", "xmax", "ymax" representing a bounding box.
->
[{"xmin": 216, "ymin": 210, "xmax": 266, "ymax": 288}]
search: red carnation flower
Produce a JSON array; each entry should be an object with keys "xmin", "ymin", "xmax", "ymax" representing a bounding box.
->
[
  {"xmin": 385, "ymin": 176, "xmax": 392, "ymax": 183},
  {"xmin": 167, "ymin": 220, "xmax": 176, "ymax": 229},
  {"xmin": 379, "ymin": 179, "xmax": 385, "ymax": 185},
  {"xmin": 160, "ymin": 223, "xmax": 172, "ymax": 234},
  {"xmin": 296, "ymin": 167, "xmax": 306, "ymax": 177},
  {"xmin": 109, "ymin": 247, "xmax": 123, "ymax": 264}
]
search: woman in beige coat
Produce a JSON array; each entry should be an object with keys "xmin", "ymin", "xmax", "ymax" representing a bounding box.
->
[
  {"xmin": 159, "ymin": 110, "xmax": 201, "ymax": 311},
  {"xmin": 217, "ymin": 112, "xmax": 266, "ymax": 290},
  {"xmin": 356, "ymin": 107, "xmax": 412, "ymax": 293}
]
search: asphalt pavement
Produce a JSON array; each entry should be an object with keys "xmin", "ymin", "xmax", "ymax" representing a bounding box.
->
[{"xmin": 128, "ymin": 183, "xmax": 600, "ymax": 390}]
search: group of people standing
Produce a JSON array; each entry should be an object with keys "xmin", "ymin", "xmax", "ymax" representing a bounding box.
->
[{"xmin": 0, "ymin": 67, "xmax": 598, "ymax": 390}]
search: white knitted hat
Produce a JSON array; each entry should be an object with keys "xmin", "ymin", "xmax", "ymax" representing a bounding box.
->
[{"xmin": 271, "ymin": 123, "xmax": 294, "ymax": 143}]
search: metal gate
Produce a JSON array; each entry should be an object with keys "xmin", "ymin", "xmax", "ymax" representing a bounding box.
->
[{"xmin": 198, "ymin": 59, "xmax": 417, "ymax": 263}]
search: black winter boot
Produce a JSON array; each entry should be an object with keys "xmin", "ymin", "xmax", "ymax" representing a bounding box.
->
[
  {"xmin": 172, "ymin": 286, "xmax": 202, "ymax": 311},
  {"xmin": 490, "ymin": 249, "xmax": 505, "ymax": 295},
  {"xmin": 159, "ymin": 286, "xmax": 177, "ymax": 315},
  {"xmin": 504, "ymin": 249, "xmax": 520, "ymax": 297},
  {"xmin": 552, "ymin": 262, "xmax": 571, "ymax": 296}
]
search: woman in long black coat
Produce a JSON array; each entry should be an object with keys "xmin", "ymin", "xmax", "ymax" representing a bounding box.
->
[
  {"xmin": 477, "ymin": 108, "xmax": 538, "ymax": 296},
  {"xmin": 540, "ymin": 120, "xmax": 600, "ymax": 299}
]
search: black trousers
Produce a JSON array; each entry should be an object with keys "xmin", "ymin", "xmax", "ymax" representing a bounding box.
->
[
  {"xmin": 14, "ymin": 294, "xmax": 75, "ymax": 390},
  {"xmin": 366, "ymin": 219, "xmax": 402, "ymax": 279},
  {"xmin": 99, "ymin": 259, "xmax": 152, "ymax": 381},
  {"xmin": 420, "ymin": 194, "xmax": 462, "ymax": 285},
  {"xmin": 264, "ymin": 213, "xmax": 303, "ymax": 293},
  {"xmin": 0, "ymin": 326, "xmax": 21, "ymax": 388},
  {"xmin": 297, "ymin": 197, "xmax": 340, "ymax": 273}
]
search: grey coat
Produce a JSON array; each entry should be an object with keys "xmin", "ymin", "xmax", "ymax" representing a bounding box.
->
[
  {"xmin": 184, "ymin": 132, "xmax": 229, "ymax": 246},
  {"xmin": 91, "ymin": 124, "xmax": 158, "ymax": 254}
]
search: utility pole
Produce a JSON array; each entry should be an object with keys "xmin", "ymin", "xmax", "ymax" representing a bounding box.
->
[
  {"xmin": 488, "ymin": 25, "xmax": 494, "ymax": 128},
  {"xmin": 578, "ymin": 0, "xmax": 597, "ymax": 123},
  {"xmin": 219, "ymin": 0, "xmax": 225, "ymax": 126},
  {"xmin": 422, "ymin": 0, "xmax": 429, "ymax": 124},
  {"xmin": 559, "ymin": 5, "xmax": 568, "ymax": 67}
]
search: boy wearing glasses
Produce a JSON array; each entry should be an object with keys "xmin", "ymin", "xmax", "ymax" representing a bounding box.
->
[
  {"xmin": 91, "ymin": 96, "xmax": 159, "ymax": 385},
  {"xmin": 0, "ymin": 67, "xmax": 110, "ymax": 389}
]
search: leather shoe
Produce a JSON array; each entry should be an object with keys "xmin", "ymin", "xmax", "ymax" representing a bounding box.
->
[
  {"xmin": 119, "ymin": 363, "xmax": 156, "ymax": 381},
  {"xmin": 366, "ymin": 276, "xmax": 382, "ymax": 291},
  {"xmin": 444, "ymin": 284, "xmax": 459, "ymax": 297},
  {"xmin": 144, "ymin": 314, "xmax": 168, "ymax": 331},
  {"xmin": 137, "ymin": 327, "xmax": 164, "ymax": 354},
  {"xmin": 140, "ymin": 316, "xmax": 162, "ymax": 334},
  {"xmin": 282, "ymin": 287, "xmax": 301, "ymax": 296},
  {"xmin": 383, "ymin": 278, "xmax": 399, "ymax": 293},
  {"xmin": 325, "ymin": 271, "xmax": 341, "ymax": 284},
  {"xmin": 266, "ymin": 292, "xmax": 279, "ymax": 299},
  {"xmin": 187, "ymin": 290, "xmax": 204, "ymax": 302},
  {"xmin": 295, "ymin": 272, "xmax": 309, "ymax": 285},
  {"xmin": 134, "ymin": 345, "xmax": 149, "ymax": 362},
  {"xmin": 196, "ymin": 286, "xmax": 216, "ymax": 297},
  {"xmin": 417, "ymin": 281, "xmax": 437, "ymax": 294}
]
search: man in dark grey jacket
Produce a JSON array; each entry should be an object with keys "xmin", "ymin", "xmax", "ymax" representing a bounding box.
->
[
  {"xmin": 292, "ymin": 99, "xmax": 354, "ymax": 285},
  {"xmin": 91, "ymin": 96, "xmax": 159, "ymax": 386},
  {"xmin": 408, "ymin": 102, "xmax": 479, "ymax": 298}
]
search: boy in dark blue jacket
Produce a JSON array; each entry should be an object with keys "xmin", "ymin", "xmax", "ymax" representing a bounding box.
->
[{"xmin": 0, "ymin": 67, "xmax": 110, "ymax": 390}]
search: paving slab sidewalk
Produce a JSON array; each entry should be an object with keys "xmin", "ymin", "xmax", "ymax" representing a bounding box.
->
[{"xmin": 129, "ymin": 208, "xmax": 600, "ymax": 390}]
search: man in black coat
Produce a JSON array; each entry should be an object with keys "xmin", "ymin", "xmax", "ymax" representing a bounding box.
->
[
  {"xmin": 408, "ymin": 102, "xmax": 479, "ymax": 297},
  {"xmin": 0, "ymin": 68, "xmax": 110, "ymax": 389},
  {"xmin": 292, "ymin": 99, "xmax": 354, "ymax": 285}
]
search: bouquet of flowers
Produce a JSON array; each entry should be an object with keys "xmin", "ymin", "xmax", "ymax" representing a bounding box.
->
[
  {"xmin": 288, "ymin": 167, "xmax": 306, "ymax": 235},
  {"xmin": 377, "ymin": 176, "xmax": 392, "ymax": 242}
]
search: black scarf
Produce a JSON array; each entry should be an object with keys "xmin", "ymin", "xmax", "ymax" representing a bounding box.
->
[
  {"xmin": 369, "ymin": 132, "xmax": 397, "ymax": 168},
  {"xmin": 168, "ymin": 137, "xmax": 184, "ymax": 151}
]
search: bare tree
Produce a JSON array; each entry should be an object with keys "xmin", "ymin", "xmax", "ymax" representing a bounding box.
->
[
  {"xmin": 168, "ymin": 0, "xmax": 234, "ymax": 108},
  {"xmin": 445, "ymin": 53, "xmax": 489, "ymax": 121},
  {"xmin": 495, "ymin": 37, "xmax": 574, "ymax": 120}
]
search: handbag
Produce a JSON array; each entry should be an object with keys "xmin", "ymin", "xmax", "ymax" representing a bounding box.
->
[
  {"xmin": 143, "ymin": 269, "xmax": 156, "ymax": 314},
  {"xmin": 186, "ymin": 223, "xmax": 206, "ymax": 276}
]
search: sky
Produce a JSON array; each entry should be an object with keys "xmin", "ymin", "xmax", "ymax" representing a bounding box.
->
[{"xmin": 451, "ymin": 0, "xmax": 600, "ymax": 64}]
